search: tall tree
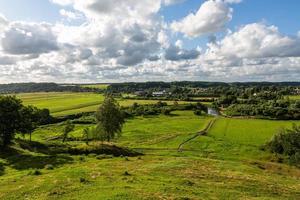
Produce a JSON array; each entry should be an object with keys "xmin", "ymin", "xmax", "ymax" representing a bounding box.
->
[{"xmin": 95, "ymin": 96, "xmax": 125, "ymax": 142}]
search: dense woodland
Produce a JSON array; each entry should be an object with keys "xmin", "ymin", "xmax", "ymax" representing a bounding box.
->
[{"xmin": 0, "ymin": 83, "xmax": 103, "ymax": 94}]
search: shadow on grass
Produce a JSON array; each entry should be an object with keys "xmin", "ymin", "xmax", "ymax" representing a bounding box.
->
[
  {"xmin": 0, "ymin": 144, "xmax": 74, "ymax": 171},
  {"xmin": 0, "ymin": 162, "xmax": 4, "ymax": 176}
]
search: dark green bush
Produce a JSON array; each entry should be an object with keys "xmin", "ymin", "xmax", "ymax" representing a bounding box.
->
[{"xmin": 265, "ymin": 124, "xmax": 300, "ymax": 165}]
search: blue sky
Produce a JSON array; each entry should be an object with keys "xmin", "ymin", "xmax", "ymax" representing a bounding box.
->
[
  {"xmin": 0, "ymin": 0, "xmax": 300, "ymax": 83},
  {"xmin": 2, "ymin": 0, "xmax": 299, "ymax": 32}
]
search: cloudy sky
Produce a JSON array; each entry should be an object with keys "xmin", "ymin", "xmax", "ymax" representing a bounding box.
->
[{"xmin": 0, "ymin": 0, "xmax": 300, "ymax": 83}]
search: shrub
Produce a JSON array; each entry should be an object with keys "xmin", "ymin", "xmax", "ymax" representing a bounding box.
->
[
  {"xmin": 265, "ymin": 124, "xmax": 300, "ymax": 165},
  {"xmin": 44, "ymin": 164, "xmax": 54, "ymax": 170},
  {"xmin": 162, "ymin": 108, "xmax": 171, "ymax": 115},
  {"xmin": 193, "ymin": 110, "xmax": 202, "ymax": 116},
  {"xmin": 28, "ymin": 170, "xmax": 42, "ymax": 176}
]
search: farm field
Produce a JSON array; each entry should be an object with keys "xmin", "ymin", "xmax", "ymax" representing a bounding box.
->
[
  {"xmin": 80, "ymin": 84, "xmax": 110, "ymax": 90},
  {"xmin": 15, "ymin": 92, "xmax": 198, "ymax": 116},
  {"xmin": 0, "ymin": 111, "xmax": 299, "ymax": 200},
  {"xmin": 288, "ymin": 95, "xmax": 300, "ymax": 100}
]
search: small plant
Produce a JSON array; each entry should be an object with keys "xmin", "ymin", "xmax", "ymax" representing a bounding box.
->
[
  {"xmin": 79, "ymin": 177, "xmax": 87, "ymax": 183},
  {"xmin": 79, "ymin": 156, "xmax": 85, "ymax": 162},
  {"xmin": 28, "ymin": 169, "xmax": 42, "ymax": 176},
  {"xmin": 123, "ymin": 171, "xmax": 131, "ymax": 176},
  {"xmin": 44, "ymin": 164, "xmax": 54, "ymax": 170}
]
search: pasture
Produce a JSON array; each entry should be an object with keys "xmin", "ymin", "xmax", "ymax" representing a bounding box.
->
[{"xmin": 0, "ymin": 110, "xmax": 299, "ymax": 199}]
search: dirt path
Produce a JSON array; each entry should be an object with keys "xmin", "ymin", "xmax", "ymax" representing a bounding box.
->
[{"xmin": 177, "ymin": 118, "xmax": 216, "ymax": 152}]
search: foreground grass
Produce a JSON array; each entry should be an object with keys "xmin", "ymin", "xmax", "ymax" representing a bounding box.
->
[{"xmin": 0, "ymin": 111, "xmax": 299, "ymax": 199}]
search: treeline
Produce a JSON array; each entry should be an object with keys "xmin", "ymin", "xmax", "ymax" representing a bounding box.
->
[
  {"xmin": 107, "ymin": 82, "xmax": 300, "ymax": 98},
  {"xmin": 215, "ymin": 92, "xmax": 300, "ymax": 120},
  {"xmin": 0, "ymin": 83, "xmax": 103, "ymax": 94},
  {"xmin": 122, "ymin": 101, "xmax": 208, "ymax": 117}
]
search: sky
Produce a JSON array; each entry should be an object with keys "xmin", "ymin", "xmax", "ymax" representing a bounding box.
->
[{"xmin": 0, "ymin": 0, "xmax": 300, "ymax": 83}]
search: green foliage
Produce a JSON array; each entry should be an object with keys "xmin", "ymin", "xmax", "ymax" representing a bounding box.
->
[
  {"xmin": 95, "ymin": 96, "xmax": 125, "ymax": 142},
  {"xmin": 266, "ymin": 124, "xmax": 300, "ymax": 164},
  {"xmin": 0, "ymin": 96, "xmax": 23, "ymax": 147},
  {"xmin": 62, "ymin": 120, "xmax": 75, "ymax": 142}
]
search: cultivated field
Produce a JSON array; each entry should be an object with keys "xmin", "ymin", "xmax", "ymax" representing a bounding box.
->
[
  {"xmin": 288, "ymin": 95, "xmax": 300, "ymax": 100},
  {"xmin": 80, "ymin": 84, "xmax": 110, "ymax": 90},
  {"xmin": 0, "ymin": 110, "xmax": 299, "ymax": 199},
  {"xmin": 16, "ymin": 92, "xmax": 197, "ymax": 116}
]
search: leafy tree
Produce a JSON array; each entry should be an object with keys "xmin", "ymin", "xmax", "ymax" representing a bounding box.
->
[
  {"xmin": 95, "ymin": 96, "xmax": 125, "ymax": 142},
  {"xmin": 19, "ymin": 106, "xmax": 38, "ymax": 141},
  {"xmin": 62, "ymin": 120, "xmax": 75, "ymax": 143},
  {"xmin": 0, "ymin": 96, "xmax": 23, "ymax": 147}
]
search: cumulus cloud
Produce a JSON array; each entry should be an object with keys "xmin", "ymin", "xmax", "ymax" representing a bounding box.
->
[
  {"xmin": 1, "ymin": 22, "xmax": 59, "ymax": 55},
  {"xmin": 204, "ymin": 23, "xmax": 300, "ymax": 62},
  {"xmin": 171, "ymin": 0, "xmax": 233, "ymax": 37},
  {"xmin": 1, "ymin": 1, "xmax": 300, "ymax": 83},
  {"xmin": 165, "ymin": 41, "xmax": 200, "ymax": 61}
]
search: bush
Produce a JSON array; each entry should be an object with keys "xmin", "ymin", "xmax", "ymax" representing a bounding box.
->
[
  {"xmin": 265, "ymin": 124, "xmax": 300, "ymax": 165},
  {"xmin": 28, "ymin": 170, "xmax": 42, "ymax": 176},
  {"xmin": 162, "ymin": 108, "xmax": 171, "ymax": 115},
  {"xmin": 44, "ymin": 164, "xmax": 54, "ymax": 170},
  {"xmin": 193, "ymin": 110, "xmax": 202, "ymax": 116}
]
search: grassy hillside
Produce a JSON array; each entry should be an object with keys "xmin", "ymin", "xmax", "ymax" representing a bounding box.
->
[{"xmin": 0, "ymin": 111, "xmax": 299, "ymax": 199}]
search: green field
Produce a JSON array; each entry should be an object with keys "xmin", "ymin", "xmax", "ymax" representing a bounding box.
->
[
  {"xmin": 0, "ymin": 110, "xmax": 299, "ymax": 199},
  {"xmin": 16, "ymin": 92, "xmax": 105, "ymax": 116},
  {"xmin": 288, "ymin": 95, "xmax": 300, "ymax": 100},
  {"xmin": 80, "ymin": 84, "xmax": 110, "ymax": 90},
  {"xmin": 15, "ymin": 92, "xmax": 197, "ymax": 116}
]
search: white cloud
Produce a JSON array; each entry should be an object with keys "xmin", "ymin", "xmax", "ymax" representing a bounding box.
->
[
  {"xmin": 1, "ymin": 1, "xmax": 300, "ymax": 83},
  {"xmin": 59, "ymin": 9, "xmax": 82, "ymax": 20},
  {"xmin": 204, "ymin": 23, "xmax": 300, "ymax": 62},
  {"xmin": 171, "ymin": 0, "xmax": 233, "ymax": 37},
  {"xmin": 224, "ymin": 0, "xmax": 242, "ymax": 4},
  {"xmin": 164, "ymin": 0, "xmax": 186, "ymax": 6}
]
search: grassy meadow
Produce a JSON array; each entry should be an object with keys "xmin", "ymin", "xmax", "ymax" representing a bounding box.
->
[{"xmin": 0, "ymin": 109, "xmax": 300, "ymax": 199}]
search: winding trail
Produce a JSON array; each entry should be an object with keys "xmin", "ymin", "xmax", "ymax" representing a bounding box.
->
[{"xmin": 177, "ymin": 118, "xmax": 216, "ymax": 152}]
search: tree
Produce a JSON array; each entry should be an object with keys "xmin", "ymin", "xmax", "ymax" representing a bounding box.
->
[
  {"xmin": 19, "ymin": 106, "xmax": 38, "ymax": 141},
  {"xmin": 0, "ymin": 96, "xmax": 23, "ymax": 147},
  {"xmin": 82, "ymin": 128, "xmax": 90, "ymax": 145},
  {"xmin": 95, "ymin": 96, "xmax": 125, "ymax": 142},
  {"xmin": 0, "ymin": 96, "xmax": 53, "ymax": 147},
  {"xmin": 62, "ymin": 120, "xmax": 75, "ymax": 143}
]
